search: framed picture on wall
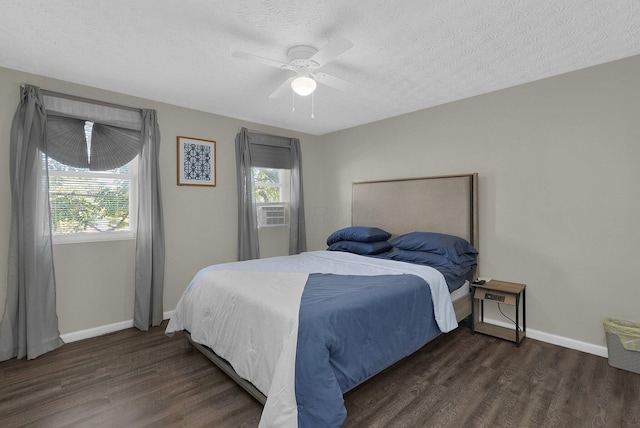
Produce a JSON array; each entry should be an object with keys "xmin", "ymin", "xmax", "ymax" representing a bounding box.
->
[{"xmin": 177, "ymin": 136, "xmax": 216, "ymax": 187}]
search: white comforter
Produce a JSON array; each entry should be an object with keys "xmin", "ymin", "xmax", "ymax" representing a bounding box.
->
[{"xmin": 166, "ymin": 251, "xmax": 458, "ymax": 427}]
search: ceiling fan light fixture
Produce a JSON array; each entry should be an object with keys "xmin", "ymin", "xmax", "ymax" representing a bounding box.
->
[{"xmin": 291, "ymin": 75, "xmax": 317, "ymax": 96}]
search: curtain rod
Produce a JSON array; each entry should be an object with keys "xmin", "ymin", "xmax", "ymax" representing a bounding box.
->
[
  {"xmin": 21, "ymin": 83, "xmax": 143, "ymax": 113},
  {"xmin": 246, "ymin": 128, "xmax": 280, "ymax": 137},
  {"xmin": 245, "ymin": 128, "xmax": 297, "ymax": 139}
]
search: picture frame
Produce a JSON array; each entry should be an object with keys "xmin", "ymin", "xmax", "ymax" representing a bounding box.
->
[{"xmin": 177, "ymin": 136, "xmax": 216, "ymax": 187}]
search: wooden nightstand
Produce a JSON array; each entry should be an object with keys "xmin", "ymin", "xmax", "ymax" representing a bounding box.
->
[{"xmin": 471, "ymin": 279, "xmax": 526, "ymax": 346}]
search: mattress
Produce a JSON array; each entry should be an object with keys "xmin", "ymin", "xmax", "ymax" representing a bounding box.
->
[{"xmin": 451, "ymin": 279, "xmax": 470, "ymax": 301}]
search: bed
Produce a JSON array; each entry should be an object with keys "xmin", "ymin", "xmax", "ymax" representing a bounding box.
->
[{"xmin": 166, "ymin": 173, "xmax": 478, "ymax": 427}]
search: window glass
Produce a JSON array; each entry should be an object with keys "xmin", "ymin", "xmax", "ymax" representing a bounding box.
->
[{"xmin": 253, "ymin": 167, "xmax": 286, "ymax": 203}]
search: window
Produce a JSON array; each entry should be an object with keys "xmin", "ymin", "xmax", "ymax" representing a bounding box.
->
[
  {"xmin": 252, "ymin": 167, "xmax": 289, "ymax": 228},
  {"xmin": 253, "ymin": 167, "xmax": 287, "ymax": 203},
  {"xmin": 47, "ymin": 121, "xmax": 137, "ymax": 243}
]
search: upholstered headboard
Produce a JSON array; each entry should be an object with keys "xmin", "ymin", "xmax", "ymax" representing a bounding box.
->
[{"xmin": 352, "ymin": 173, "xmax": 478, "ymax": 251}]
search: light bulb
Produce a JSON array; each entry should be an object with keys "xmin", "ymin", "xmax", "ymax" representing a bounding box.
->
[{"xmin": 291, "ymin": 76, "xmax": 317, "ymax": 96}]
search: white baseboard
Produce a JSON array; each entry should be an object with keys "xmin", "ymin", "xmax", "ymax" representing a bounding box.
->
[
  {"xmin": 60, "ymin": 310, "xmax": 176, "ymax": 343},
  {"xmin": 61, "ymin": 319, "xmax": 133, "ymax": 343},
  {"xmin": 482, "ymin": 317, "xmax": 608, "ymax": 358},
  {"xmin": 60, "ymin": 311, "xmax": 608, "ymax": 359}
]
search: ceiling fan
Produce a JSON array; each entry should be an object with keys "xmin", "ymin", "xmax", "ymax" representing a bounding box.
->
[{"xmin": 232, "ymin": 37, "xmax": 356, "ymax": 99}]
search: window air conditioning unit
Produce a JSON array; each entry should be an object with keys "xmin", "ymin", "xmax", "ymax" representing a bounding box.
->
[{"xmin": 257, "ymin": 204, "xmax": 287, "ymax": 228}]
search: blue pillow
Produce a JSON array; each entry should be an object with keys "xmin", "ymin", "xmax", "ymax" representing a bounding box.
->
[
  {"xmin": 387, "ymin": 250, "xmax": 476, "ymax": 292},
  {"xmin": 327, "ymin": 240, "xmax": 392, "ymax": 255},
  {"xmin": 389, "ymin": 232, "xmax": 477, "ymax": 264},
  {"xmin": 387, "ymin": 250, "xmax": 474, "ymax": 276},
  {"xmin": 326, "ymin": 226, "xmax": 391, "ymax": 245}
]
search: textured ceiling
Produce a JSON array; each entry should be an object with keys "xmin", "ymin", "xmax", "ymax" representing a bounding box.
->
[{"xmin": 1, "ymin": 0, "xmax": 639, "ymax": 135}]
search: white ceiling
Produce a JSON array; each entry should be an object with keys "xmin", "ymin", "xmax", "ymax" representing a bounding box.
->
[{"xmin": 1, "ymin": 0, "xmax": 639, "ymax": 135}]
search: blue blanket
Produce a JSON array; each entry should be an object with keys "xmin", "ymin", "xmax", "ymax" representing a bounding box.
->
[{"xmin": 295, "ymin": 273, "xmax": 441, "ymax": 427}]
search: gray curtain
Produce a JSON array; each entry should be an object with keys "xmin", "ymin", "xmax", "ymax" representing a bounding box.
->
[
  {"xmin": 44, "ymin": 116, "xmax": 140, "ymax": 170},
  {"xmin": 235, "ymin": 128, "xmax": 260, "ymax": 260},
  {"xmin": 43, "ymin": 93, "xmax": 143, "ymax": 170},
  {"xmin": 42, "ymin": 93, "xmax": 165, "ymax": 331},
  {"xmin": 0, "ymin": 85, "xmax": 64, "ymax": 361},
  {"xmin": 235, "ymin": 127, "xmax": 306, "ymax": 261},
  {"xmin": 42, "ymin": 91, "xmax": 165, "ymax": 330},
  {"xmin": 289, "ymin": 141, "xmax": 307, "ymax": 255},
  {"xmin": 0, "ymin": 86, "xmax": 166, "ymax": 361},
  {"xmin": 134, "ymin": 110, "xmax": 165, "ymax": 330}
]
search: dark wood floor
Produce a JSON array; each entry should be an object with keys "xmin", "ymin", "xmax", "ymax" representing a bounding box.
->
[{"xmin": 1, "ymin": 321, "xmax": 638, "ymax": 427}]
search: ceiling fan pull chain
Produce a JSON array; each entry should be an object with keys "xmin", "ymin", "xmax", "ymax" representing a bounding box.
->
[
  {"xmin": 311, "ymin": 92, "xmax": 315, "ymax": 119},
  {"xmin": 292, "ymin": 91, "xmax": 295, "ymax": 112}
]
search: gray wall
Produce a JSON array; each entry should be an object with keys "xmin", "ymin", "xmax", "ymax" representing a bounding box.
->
[
  {"xmin": 308, "ymin": 55, "xmax": 640, "ymax": 351},
  {"xmin": 1, "ymin": 55, "xmax": 639, "ymax": 352},
  {"xmin": 0, "ymin": 66, "xmax": 317, "ymax": 335}
]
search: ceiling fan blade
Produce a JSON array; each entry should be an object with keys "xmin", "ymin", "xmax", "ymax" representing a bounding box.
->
[
  {"xmin": 232, "ymin": 51, "xmax": 288, "ymax": 69},
  {"xmin": 315, "ymin": 73, "xmax": 357, "ymax": 93},
  {"xmin": 309, "ymin": 37, "xmax": 353, "ymax": 67},
  {"xmin": 268, "ymin": 76, "xmax": 296, "ymax": 98}
]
